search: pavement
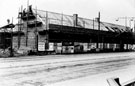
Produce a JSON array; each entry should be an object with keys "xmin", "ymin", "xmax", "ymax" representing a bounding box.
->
[
  {"xmin": 47, "ymin": 65, "xmax": 135, "ymax": 86},
  {"xmin": 0, "ymin": 52, "xmax": 135, "ymax": 86}
]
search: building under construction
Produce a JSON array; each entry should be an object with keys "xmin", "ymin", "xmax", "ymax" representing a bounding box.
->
[{"xmin": 5, "ymin": 6, "xmax": 135, "ymax": 54}]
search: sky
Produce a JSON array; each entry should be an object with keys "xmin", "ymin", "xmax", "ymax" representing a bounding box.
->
[{"xmin": 0, "ymin": 0, "xmax": 135, "ymax": 27}]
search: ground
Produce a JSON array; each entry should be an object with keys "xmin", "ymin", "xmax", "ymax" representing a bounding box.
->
[{"xmin": 0, "ymin": 52, "xmax": 135, "ymax": 86}]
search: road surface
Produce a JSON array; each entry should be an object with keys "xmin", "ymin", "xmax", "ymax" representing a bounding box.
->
[{"xmin": 0, "ymin": 52, "xmax": 135, "ymax": 86}]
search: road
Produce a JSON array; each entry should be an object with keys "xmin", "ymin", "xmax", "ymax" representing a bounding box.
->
[{"xmin": 0, "ymin": 52, "xmax": 135, "ymax": 86}]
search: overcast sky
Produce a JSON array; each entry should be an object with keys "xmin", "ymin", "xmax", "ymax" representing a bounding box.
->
[{"xmin": 0, "ymin": 0, "xmax": 135, "ymax": 27}]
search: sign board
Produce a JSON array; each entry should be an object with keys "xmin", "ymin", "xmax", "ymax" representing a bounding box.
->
[
  {"xmin": 83, "ymin": 43, "xmax": 88, "ymax": 51},
  {"xmin": 38, "ymin": 42, "xmax": 45, "ymax": 51},
  {"xmin": 49, "ymin": 43, "xmax": 54, "ymax": 51}
]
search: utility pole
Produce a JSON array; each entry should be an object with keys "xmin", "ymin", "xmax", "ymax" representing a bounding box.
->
[
  {"xmin": 45, "ymin": 11, "xmax": 49, "ymax": 51},
  {"xmin": 6, "ymin": 19, "xmax": 10, "ymax": 51},
  {"xmin": 18, "ymin": 8, "xmax": 20, "ymax": 49},
  {"xmin": 35, "ymin": 6, "xmax": 38, "ymax": 54},
  {"xmin": 98, "ymin": 12, "xmax": 100, "ymax": 31},
  {"xmin": 96, "ymin": 12, "xmax": 100, "ymax": 50},
  {"xmin": 18, "ymin": 6, "xmax": 23, "ymax": 49},
  {"xmin": 26, "ymin": 0, "xmax": 29, "ymax": 47},
  {"xmin": 10, "ymin": 18, "xmax": 14, "ymax": 57}
]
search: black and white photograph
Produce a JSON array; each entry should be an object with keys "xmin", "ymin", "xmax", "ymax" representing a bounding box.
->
[{"xmin": 0, "ymin": 0, "xmax": 135, "ymax": 86}]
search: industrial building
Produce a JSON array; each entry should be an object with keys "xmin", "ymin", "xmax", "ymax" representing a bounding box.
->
[{"xmin": 1, "ymin": 6, "xmax": 135, "ymax": 55}]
